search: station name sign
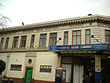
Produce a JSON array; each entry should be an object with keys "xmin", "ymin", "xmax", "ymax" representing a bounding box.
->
[{"xmin": 49, "ymin": 44, "xmax": 110, "ymax": 51}]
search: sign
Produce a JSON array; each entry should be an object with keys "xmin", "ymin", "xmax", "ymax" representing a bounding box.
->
[
  {"xmin": 49, "ymin": 44, "xmax": 110, "ymax": 51},
  {"xmin": 10, "ymin": 64, "xmax": 22, "ymax": 71},
  {"xmin": 40, "ymin": 65, "xmax": 52, "ymax": 73}
]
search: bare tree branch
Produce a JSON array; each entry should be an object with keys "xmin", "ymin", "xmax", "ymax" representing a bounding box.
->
[{"xmin": 0, "ymin": 0, "xmax": 11, "ymax": 28}]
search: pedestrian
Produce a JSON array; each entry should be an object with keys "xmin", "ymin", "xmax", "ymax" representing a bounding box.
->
[
  {"xmin": 55, "ymin": 73, "xmax": 62, "ymax": 83},
  {"xmin": 83, "ymin": 74, "xmax": 91, "ymax": 83}
]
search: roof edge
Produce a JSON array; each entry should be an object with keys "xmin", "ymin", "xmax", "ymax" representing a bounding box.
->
[{"xmin": 0, "ymin": 14, "xmax": 110, "ymax": 32}]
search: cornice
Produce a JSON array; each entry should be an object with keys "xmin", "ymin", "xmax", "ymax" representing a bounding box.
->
[
  {"xmin": 0, "ymin": 14, "xmax": 110, "ymax": 33},
  {"xmin": 0, "ymin": 48, "xmax": 49, "ymax": 53}
]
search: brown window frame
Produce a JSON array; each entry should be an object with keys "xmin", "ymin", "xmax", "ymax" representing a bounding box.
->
[
  {"xmin": 64, "ymin": 31, "xmax": 68, "ymax": 45},
  {"xmin": 39, "ymin": 34, "xmax": 47, "ymax": 47},
  {"xmin": 85, "ymin": 29, "xmax": 91, "ymax": 44},
  {"xmin": 105, "ymin": 30, "xmax": 110, "ymax": 44},
  {"xmin": 49, "ymin": 32, "xmax": 57, "ymax": 46},
  {"xmin": 12, "ymin": 36, "xmax": 19, "ymax": 48},
  {"xmin": 5, "ymin": 37, "xmax": 9, "ymax": 49},
  {"xmin": 72, "ymin": 30, "xmax": 81, "ymax": 45},
  {"xmin": 30, "ymin": 35, "xmax": 35, "ymax": 48},
  {"xmin": 0, "ymin": 38, "xmax": 4, "ymax": 49},
  {"xmin": 20, "ymin": 36, "xmax": 27, "ymax": 48}
]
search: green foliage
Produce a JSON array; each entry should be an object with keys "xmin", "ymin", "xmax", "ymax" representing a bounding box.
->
[{"xmin": 0, "ymin": 60, "xmax": 6, "ymax": 74}]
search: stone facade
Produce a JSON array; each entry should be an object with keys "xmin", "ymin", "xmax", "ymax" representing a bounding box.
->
[{"xmin": 0, "ymin": 14, "xmax": 110, "ymax": 83}]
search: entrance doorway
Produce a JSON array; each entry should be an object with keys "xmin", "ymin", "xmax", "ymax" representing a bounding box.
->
[
  {"xmin": 73, "ymin": 64, "xmax": 84, "ymax": 83},
  {"xmin": 25, "ymin": 67, "xmax": 33, "ymax": 83},
  {"xmin": 101, "ymin": 59, "xmax": 110, "ymax": 83},
  {"xmin": 84, "ymin": 57, "xmax": 95, "ymax": 83}
]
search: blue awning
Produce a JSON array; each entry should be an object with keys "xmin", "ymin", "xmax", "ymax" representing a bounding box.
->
[{"xmin": 49, "ymin": 44, "xmax": 110, "ymax": 51}]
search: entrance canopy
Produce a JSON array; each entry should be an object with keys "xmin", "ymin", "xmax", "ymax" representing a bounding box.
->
[{"xmin": 49, "ymin": 44, "xmax": 110, "ymax": 56}]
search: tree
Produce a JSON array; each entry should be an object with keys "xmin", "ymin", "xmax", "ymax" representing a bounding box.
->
[
  {"xmin": 0, "ymin": 15, "xmax": 9, "ymax": 28},
  {"xmin": 0, "ymin": 60, "xmax": 6, "ymax": 74},
  {"xmin": 0, "ymin": 0, "xmax": 10, "ymax": 28}
]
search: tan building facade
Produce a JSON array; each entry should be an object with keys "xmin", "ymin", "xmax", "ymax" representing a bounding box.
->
[{"xmin": 0, "ymin": 14, "xmax": 110, "ymax": 83}]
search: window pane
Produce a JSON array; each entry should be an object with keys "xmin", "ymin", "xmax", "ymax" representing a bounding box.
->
[
  {"xmin": 77, "ymin": 31, "xmax": 80, "ymax": 35},
  {"xmin": 5, "ymin": 37, "xmax": 9, "ymax": 48},
  {"xmin": 105, "ymin": 30, "xmax": 110, "ymax": 35},
  {"xmin": 40, "ymin": 39, "xmax": 43, "ymax": 47},
  {"xmin": 20, "ymin": 36, "xmax": 27, "ymax": 48},
  {"xmin": 41, "ymin": 35, "xmax": 44, "ymax": 38},
  {"xmin": 73, "ymin": 36, "xmax": 76, "ymax": 45},
  {"xmin": 85, "ymin": 29, "xmax": 90, "ymax": 44},
  {"xmin": 13, "ymin": 36, "xmax": 19, "ymax": 48},
  {"xmin": 43, "ymin": 39, "xmax": 46, "ymax": 47},
  {"xmin": 64, "ymin": 37, "xmax": 68, "ymax": 45},
  {"xmin": 73, "ymin": 32, "xmax": 76, "ymax": 35},
  {"xmin": 105, "ymin": 35, "xmax": 110, "ymax": 43},
  {"xmin": 86, "ymin": 35, "xmax": 90, "ymax": 44},
  {"xmin": 0, "ymin": 38, "xmax": 4, "ymax": 48},
  {"xmin": 72, "ymin": 31, "xmax": 81, "ymax": 45},
  {"xmin": 15, "ymin": 41, "xmax": 18, "ymax": 48},
  {"xmin": 50, "ymin": 33, "xmax": 53, "ymax": 37},
  {"xmin": 49, "ymin": 33, "xmax": 57, "ymax": 46},
  {"xmin": 65, "ymin": 32, "xmax": 68, "ymax": 36},
  {"xmin": 40, "ymin": 34, "xmax": 47, "ymax": 47},
  {"xmin": 77, "ymin": 36, "xmax": 80, "ymax": 45},
  {"xmin": 44, "ymin": 34, "xmax": 47, "ymax": 38},
  {"xmin": 30, "ymin": 35, "xmax": 35, "ymax": 47},
  {"xmin": 49, "ymin": 38, "xmax": 53, "ymax": 46},
  {"xmin": 105, "ymin": 30, "xmax": 110, "ymax": 44},
  {"xmin": 86, "ymin": 30, "xmax": 90, "ymax": 34},
  {"xmin": 64, "ymin": 32, "xmax": 68, "ymax": 45}
]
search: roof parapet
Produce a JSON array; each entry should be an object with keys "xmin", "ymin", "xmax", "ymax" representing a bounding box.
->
[{"xmin": 0, "ymin": 14, "xmax": 110, "ymax": 33}]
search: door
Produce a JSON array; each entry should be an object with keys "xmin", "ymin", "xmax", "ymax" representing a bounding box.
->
[
  {"xmin": 62, "ymin": 64, "xmax": 72, "ymax": 83},
  {"xmin": 26, "ymin": 68, "xmax": 32, "ymax": 83},
  {"xmin": 73, "ymin": 64, "xmax": 84, "ymax": 83}
]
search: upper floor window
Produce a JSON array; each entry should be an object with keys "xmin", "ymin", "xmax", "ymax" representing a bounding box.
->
[
  {"xmin": 85, "ymin": 29, "xmax": 91, "ymax": 44},
  {"xmin": 105, "ymin": 30, "xmax": 110, "ymax": 44},
  {"xmin": 12, "ymin": 36, "xmax": 19, "ymax": 48},
  {"xmin": 5, "ymin": 37, "xmax": 9, "ymax": 49},
  {"xmin": 40, "ymin": 34, "xmax": 47, "ymax": 47},
  {"xmin": 30, "ymin": 35, "xmax": 35, "ymax": 48},
  {"xmin": 72, "ymin": 30, "xmax": 81, "ymax": 45},
  {"xmin": 0, "ymin": 38, "xmax": 4, "ymax": 49},
  {"xmin": 64, "ymin": 31, "xmax": 68, "ymax": 45},
  {"xmin": 20, "ymin": 36, "xmax": 27, "ymax": 48},
  {"xmin": 49, "ymin": 33, "xmax": 57, "ymax": 46}
]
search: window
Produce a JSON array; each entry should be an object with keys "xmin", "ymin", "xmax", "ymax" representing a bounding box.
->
[
  {"xmin": 105, "ymin": 30, "xmax": 110, "ymax": 44},
  {"xmin": 49, "ymin": 33, "xmax": 57, "ymax": 46},
  {"xmin": 64, "ymin": 31, "xmax": 68, "ymax": 45},
  {"xmin": 30, "ymin": 35, "xmax": 35, "ymax": 48},
  {"xmin": 10, "ymin": 64, "xmax": 22, "ymax": 71},
  {"xmin": 85, "ymin": 29, "xmax": 91, "ymax": 44},
  {"xmin": 0, "ymin": 38, "xmax": 4, "ymax": 49},
  {"xmin": 72, "ymin": 31, "xmax": 81, "ymax": 45},
  {"xmin": 12, "ymin": 36, "xmax": 19, "ymax": 48},
  {"xmin": 20, "ymin": 36, "xmax": 27, "ymax": 48},
  {"xmin": 5, "ymin": 37, "xmax": 9, "ymax": 48},
  {"xmin": 40, "ymin": 65, "xmax": 52, "ymax": 73},
  {"xmin": 40, "ymin": 34, "xmax": 47, "ymax": 47}
]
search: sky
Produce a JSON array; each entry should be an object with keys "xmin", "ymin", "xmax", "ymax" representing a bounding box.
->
[{"xmin": 1, "ymin": 0, "xmax": 110, "ymax": 27}]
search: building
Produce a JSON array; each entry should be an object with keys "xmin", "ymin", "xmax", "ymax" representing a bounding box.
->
[{"xmin": 0, "ymin": 14, "xmax": 110, "ymax": 83}]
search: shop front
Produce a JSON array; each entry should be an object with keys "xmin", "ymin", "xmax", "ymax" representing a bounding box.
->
[
  {"xmin": 61, "ymin": 53, "xmax": 95, "ymax": 83},
  {"xmin": 50, "ymin": 44, "xmax": 110, "ymax": 83}
]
